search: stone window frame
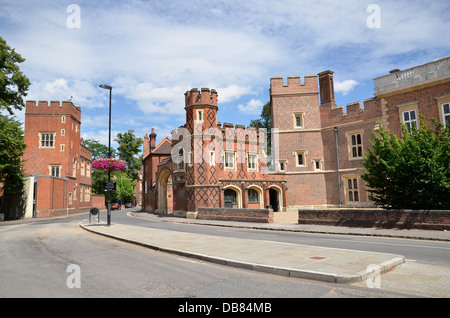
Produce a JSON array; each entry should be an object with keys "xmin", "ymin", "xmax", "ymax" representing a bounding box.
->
[
  {"xmin": 277, "ymin": 159, "xmax": 287, "ymax": 172},
  {"xmin": 292, "ymin": 112, "xmax": 305, "ymax": 129},
  {"xmin": 397, "ymin": 101, "xmax": 419, "ymax": 133},
  {"xmin": 49, "ymin": 164, "xmax": 62, "ymax": 177},
  {"xmin": 247, "ymin": 152, "xmax": 258, "ymax": 172},
  {"xmin": 224, "ymin": 151, "xmax": 236, "ymax": 170},
  {"xmin": 39, "ymin": 132, "xmax": 56, "ymax": 149},
  {"xmin": 345, "ymin": 130, "xmax": 364, "ymax": 161},
  {"xmin": 344, "ymin": 175, "xmax": 360, "ymax": 204},
  {"xmin": 294, "ymin": 150, "xmax": 307, "ymax": 167},
  {"xmin": 436, "ymin": 94, "xmax": 450, "ymax": 128}
]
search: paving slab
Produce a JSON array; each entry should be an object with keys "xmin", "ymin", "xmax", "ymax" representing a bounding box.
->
[{"xmin": 80, "ymin": 222, "xmax": 405, "ymax": 284}]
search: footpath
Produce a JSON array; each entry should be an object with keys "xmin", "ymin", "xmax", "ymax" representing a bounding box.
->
[{"xmin": 79, "ymin": 209, "xmax": 450, "ymax": 297}]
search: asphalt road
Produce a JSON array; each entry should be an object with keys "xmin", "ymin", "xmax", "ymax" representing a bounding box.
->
[{"xmin": 0, "ymin": 211, "xmax": 412, "ymax": 299}]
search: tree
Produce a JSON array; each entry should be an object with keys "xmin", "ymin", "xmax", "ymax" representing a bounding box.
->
[
  {"xmin": 0, "ymin": 115, "xmax": 26, "ymax": 194},
  {"xmin": 0, "ymin": 36, "xmax": 31, "ymax": 115},
  {"xmin": 84, "ymin": 139, "xmax": 116, "ymax": 160},
  {"xmin": 115, "ymin": 130, "xmax": 143, "ymax": 181},
  {"xmin": 362, "ymin": 117, "xmax": 450, "ymax": 210},
  {"xmin": 250, "ymin": 101, "xmax": 272, "ymax": 155},
  {"xmin": 0, "ymin": 37, "xmax": 29, "ymax": 195}
]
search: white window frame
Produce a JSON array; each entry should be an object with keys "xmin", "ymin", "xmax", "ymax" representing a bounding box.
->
[
  {"xmin": 247, "ymin": 153, "xmax": 258, "ymax": 171},
  {"xmin": 224, "ymin": 151, "xmax": 236, "ymax": 170}
]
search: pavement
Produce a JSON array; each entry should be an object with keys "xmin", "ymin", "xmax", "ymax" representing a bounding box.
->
[{"xmin": 79, "ymin": 209, "xmax": 450, "ymax": 293}]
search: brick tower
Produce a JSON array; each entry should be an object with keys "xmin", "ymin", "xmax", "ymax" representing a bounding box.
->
[{"xmin": 23, "ymin": 100, "xmax": 92, "ymax": 217}]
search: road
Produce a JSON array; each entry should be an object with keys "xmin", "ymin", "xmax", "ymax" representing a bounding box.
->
[{"xmin": 0, "ymin": 210, "xmax": 417, "ymax": 299}]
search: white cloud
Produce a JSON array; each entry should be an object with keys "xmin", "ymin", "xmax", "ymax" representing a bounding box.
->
[
  {"xmin": 238, "ymin": 99, "xmax": 264, "ymax": 114},
  {"xmin": 334, "ymin": 80, "xmax": 359, "ymax": 96}
]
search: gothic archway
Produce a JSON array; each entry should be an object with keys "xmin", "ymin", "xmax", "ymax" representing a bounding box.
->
[{"xmin": 157, "ymin": 169, "xmax": 173, "ymax": 215}]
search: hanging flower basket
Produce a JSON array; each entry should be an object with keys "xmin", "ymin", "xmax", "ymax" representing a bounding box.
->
[{"xmin": 92, "ymin": 158, "xmax": 127, "ymax": 172}]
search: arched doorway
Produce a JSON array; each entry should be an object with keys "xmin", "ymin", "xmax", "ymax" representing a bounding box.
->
[
  {"xmin": 223, "ymin": 186, "xmax": 242, "ymax": 208},
  {"xmin": 269, "ymin": 187, "xmax": 282, "ymax": 212},
  {"xmin": 157, "ymin": 169, "xmax": 173, "ymax": 215}
]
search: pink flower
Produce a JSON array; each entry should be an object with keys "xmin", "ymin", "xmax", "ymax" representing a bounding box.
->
[{"xmin": 92, "ymin": 158, "xmax": 127, "ymax": 171}]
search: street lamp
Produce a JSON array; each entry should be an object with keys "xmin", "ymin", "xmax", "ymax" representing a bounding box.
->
[{"xmin": 99, "ymin": 84, "xmax": 113, "ymax": 226}]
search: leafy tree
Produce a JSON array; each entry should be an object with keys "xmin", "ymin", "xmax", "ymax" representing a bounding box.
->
[
  {"xmin": 111, "ymin": 171, "xmax": 135, "ymax": 203},
  {"xmin": 0, "ymin": 36, "xmax": 31, "ymax": 115},
  {"xmin": 0, "ymin": 115, "xmax": 26, "ymax": 194},
  {"xmin": 362, "ymin": 117, "xmax": 450, "ymax": 210},
  {"xmin": 250, "ymin": 101, "xmax": 272, "ymax": 155},
  {"xmin": 115, "ymin": 130, "xmax": 143, "ymax": 181},
  {"xmin": 0, "ymin": 37, "xmax": 29, "ymax": 195},
  {"xmin": 84, "ymin": 139, "xmax": 116, "ymax": 160}
]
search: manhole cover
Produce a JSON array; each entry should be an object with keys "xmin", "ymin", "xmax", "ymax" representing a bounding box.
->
[{"xmin": 308, "ymin": 256, "xmax": 328, "ymax": 260}]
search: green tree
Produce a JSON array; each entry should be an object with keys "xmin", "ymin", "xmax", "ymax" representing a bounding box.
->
[
  {"xmin": 0, "ymin": 37, "xmax": 29, "ymax": 195},
  {"xmin": 115, "ymin": 130, "xmax": 143, "ymax": 181},
  {"xmin": 0, "ymin": 36, "xmax": 31, "ymax": 115},
  {"xmin": 84, "ymin": 139, "xmax": 116, "ymax": 160},
  {"xmin": 111, "ymin": 171, "xmax": 135, "ymax": 203},
  {"xmin": 250, "ymin": 101, "xmax": 272, "ymax": 155},
  {"xmin": 362, "ymin": 117, "xmax": 450, "ymax": 210},
  {"xmin": 0, "ymin": 115, "xmax": 26, "ymax": 194}
]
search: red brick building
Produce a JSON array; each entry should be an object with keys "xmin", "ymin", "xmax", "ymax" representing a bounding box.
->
[
  {"xmin": 143, "ymin": 56, "xmax": 449, "ymax": 214},
  {"xmin": 271, "ymin": 56, "xmax": 450, "ymax": 208},
  {"xmin": 23, "ymin": 100, "xmax": 93, "ymax": 218},
  {"xmin": 142, "ymin": 88, "xmax": 286, "ymax": 215}
]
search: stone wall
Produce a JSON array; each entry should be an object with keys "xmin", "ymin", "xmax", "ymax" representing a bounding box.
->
[
  {"xmin": 197, "ymin": 207, "xmax": 274, "ymax": 223},
  {"xmin": 298, "ymin": 209, "xmax": 450, "ymax": 231}
]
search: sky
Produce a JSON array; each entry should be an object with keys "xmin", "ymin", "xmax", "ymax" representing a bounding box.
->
[{"xmin": 1, "ymin": 0, "xmax": 449, "ymax": 151}]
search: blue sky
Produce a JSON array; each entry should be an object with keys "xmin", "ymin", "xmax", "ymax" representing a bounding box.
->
[{"xmin": 1, "ymin": 0, "xmax": 449, "ymax": 150}]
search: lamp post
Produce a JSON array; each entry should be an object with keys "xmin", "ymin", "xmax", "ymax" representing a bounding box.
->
[{"xmin": 99, "ymin": 84, "xmax": 113, "ymax": 226}]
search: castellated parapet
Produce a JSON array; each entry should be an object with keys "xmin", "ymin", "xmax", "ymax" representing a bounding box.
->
[
  {"xmin": 270, "ymin": 75, "xmax": 319, "ymax": 95},
  {"xmin": 26, "ymin": 100, "xmax": 82, "ymax": 123},
  {"xmin": 185, "ymin": 88, "xmax": 218, "ymax": 108}
]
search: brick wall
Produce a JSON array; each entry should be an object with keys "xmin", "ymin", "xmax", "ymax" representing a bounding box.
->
[
  {"xmin": 298, "ymin": 209, "xmax": 450, "ymax": 231},
  {"xmin": 197, "ymin": 207, "xmax": 274, "ymax": 223}
]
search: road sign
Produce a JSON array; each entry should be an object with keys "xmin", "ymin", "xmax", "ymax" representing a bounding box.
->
[{"xmin": 103, "ymin": 181, "xmax": 116, "ymax": 192}]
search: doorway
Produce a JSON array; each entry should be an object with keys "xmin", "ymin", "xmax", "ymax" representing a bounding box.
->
[
  {"xmin": 157, "ymin": 169, "xmax": 173, "ymax": 214},
  {"xmin": 269, "ymin": 188, "xmax": 280, "ymax": 212}
]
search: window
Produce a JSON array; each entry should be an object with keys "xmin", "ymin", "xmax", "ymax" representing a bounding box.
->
[
  {"xmin": 86, "ymin": 161, "xmax": 91, "ymax": 177},
  {"xmin": 295, "ymin": 151, "xmax": 306, "ymax": 167},
  {"xmin": 350, "ymin": 133, "xmax": 363, "ymax": 158},
  {"xmin": 248, "ymin": 189, "xmax": 259, "ymax": 203},
  {"xmin": 73, "ymin": 158, "xmax": 77, "ymax": 177},
  {"xmin": 225, "ymin": 151, "xmax": 235, "ymax": 170},
  {"xmin": 40, "ymin": 132, "xmax": 55, "ymax": 148},
  {"xmin": 177, "ymin": 149, "xmax": 185, "ymax": 171},
  {"xmin": 346, "ymin": 178, "xmax": 359, "ymax": 202},
  {"xmin": 49, "ymin": 165, "xmax": 61, "ymax": 177},
  {"xmin": 293, "ymin": 112, "xmax": 304, "ymax": 128},
  {"xmin": 61, "ymin": 116, "xmax": 66, "ymax": 123},
  {"xmin": 314, "ymin": 159, "xmax": 323, "ymax": 171},
  {"xmin": 209, "ymin": 151, "xmax": 215, "ymax": 166},
  {"xmin": 442, "ymin": 103, "xmax": 450, "ymax": 128},
  {"xmin": 196, "ymin": 110, "xmax": 203, "ymax": 122},
  {"xmin": 61, "ymin": 129, "xmax": 65, "ymax": 136},
  {"xmin": 247, "ymin": 153, "xmax": 257, "ymax": 171},
  {"xmin": 278, "ymin": 160, "xmax": 286, "ymax": 172},
  {"xmin": 402, "ymin": 110, "xmax": 417, "ymax": 133},
  {"xmin": 81, "ymin": 158, "xmax": 85, "ymax": 176},
  {"xmin": 60, "ymin": 144, "xmax": 65, "ymax": 152}
]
